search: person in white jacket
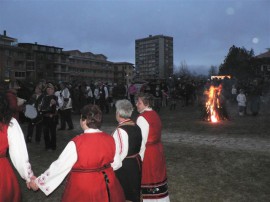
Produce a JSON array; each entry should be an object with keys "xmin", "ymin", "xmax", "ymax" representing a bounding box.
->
[
  {"xmin": 236, "ymin": 89, "xmax": 247, "ymax": 116},
  {"xmin": 58, "ymin": 82, "xmax": 74, "ymax": 130}
]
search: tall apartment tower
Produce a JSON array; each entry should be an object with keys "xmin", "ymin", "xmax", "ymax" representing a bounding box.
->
[{"xmin": 135, "ymin": 35, "xmax": 173, "ymax": 80}]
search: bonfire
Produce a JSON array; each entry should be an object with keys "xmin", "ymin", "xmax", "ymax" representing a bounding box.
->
[{"xmin": 203, "ymin": 84, "xmax": 228, "ymax": 123}]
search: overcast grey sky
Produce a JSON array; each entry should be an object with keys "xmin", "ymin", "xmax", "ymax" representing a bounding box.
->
[{"xmin": 1, "ymin": 0, "xmax": 269, "ymax": 74}]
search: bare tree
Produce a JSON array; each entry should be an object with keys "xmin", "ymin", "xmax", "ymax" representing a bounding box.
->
[
  {"xmin": 208, "ymin": 65, "xmax": 218, "ymax": 77},
  {"xmin": 176, "ymin": 60, "xmax": 191, "ymax": 79}
]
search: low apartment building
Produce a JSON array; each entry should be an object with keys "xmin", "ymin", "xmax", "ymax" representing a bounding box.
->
[
  {"xmin": 113, "ymin": 62, "xmax": 135, "ymax": 85},
  {"xmin": 0, "ymin": 30, "xmax": 134, "ymax": 86},
  {"xmin": 18, "ymin": 43, "xmax": 69, "ymax": 82},
  {"xmin": 0, "ymin": 30, "xmax": 27, "ymax": 82},
  {"xmin": 65, "ymin": 50, "xmax": 114, "ymax": 84}
]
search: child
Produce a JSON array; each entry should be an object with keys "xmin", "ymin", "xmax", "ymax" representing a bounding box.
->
[{"xmin": 236, "ymin": 89, "xmax": 246, "ymax": 116}]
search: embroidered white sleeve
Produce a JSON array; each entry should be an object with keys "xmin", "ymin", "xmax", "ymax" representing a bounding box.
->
[
  {"xmin": 111, "ymin": 128, "xmax": 128, "ymax": 170},
  {"xmin": 35, "ymin": 141, "xmax": 77, "ymax": 196},
  {"xmin": 136, "ymin": 116, "xmax": 149, "ymax": 160},
  {"xmin": 8, "ymin": 118, "xmax": 33, "ymax": 182}
]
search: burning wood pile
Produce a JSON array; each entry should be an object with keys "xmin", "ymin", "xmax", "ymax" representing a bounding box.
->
[{"xmin": 202, "ymin": 85, "xmax": 229, "ymax": 123}]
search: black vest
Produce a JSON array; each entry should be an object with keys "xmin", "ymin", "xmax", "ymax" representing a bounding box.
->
[{"xmin": 118, "ymin": 124, "xmax": 142, "ymax": 157}]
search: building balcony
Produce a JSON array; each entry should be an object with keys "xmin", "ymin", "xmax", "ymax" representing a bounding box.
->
[
  {"xmin": 54, "ymin": 70, "xmax": 70, "ymax": 74},
  {"xmin": 26, "ymin": 66, "xmax": 35, "ymax": 71}
]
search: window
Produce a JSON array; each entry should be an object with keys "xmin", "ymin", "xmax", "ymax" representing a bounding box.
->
[
  {"xmin": 5, "ymin": 50, "xmax": 10, "ymax": 56},
  {"xmin": 15, "ymin": 71, "xmax": 26, "ymax": 78},
  {"xmin": 6, "ymin": 59, "xmax": 11, "ymax": 66},
  {"xmin": 40, "ymin": 46, "xmax": 46, "ymax": 51},
  {"xmin": 261, "ymin": 65, "xmax": 270, "ymax": 71}
]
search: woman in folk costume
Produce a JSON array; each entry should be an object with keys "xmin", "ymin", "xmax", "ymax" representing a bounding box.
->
[
  {"xmin": 0, "ymin": 91, "xmax": 34, "ymax": 202},
  {"xmin": 6, "ymin": 81, "xmax": 25, "ymax": 121},
  {"xmin": 136, "ymin": 93, "xmax": 170, "ymax": 202},
  {"xmin": 112, "ymin": 99, "xmax": 143, "ymax": 202},
  {"xmin": 31, "ymin": 104, "xmax": 125, "ymax": 202}
]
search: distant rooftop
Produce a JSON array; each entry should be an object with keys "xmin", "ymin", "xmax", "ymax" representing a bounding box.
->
[
  {"xmin": 256, "ymin": 49, "xmax": 270, "ymax": 58},
  {"xmin": 0, "ymin": 30, "xmax": 18, "ymax": 46},
  {"xmin": 136, "ymin": 34, "xmax": 173, "ymax": 41}
]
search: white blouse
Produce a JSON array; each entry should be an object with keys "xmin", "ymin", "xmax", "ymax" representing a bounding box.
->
[
  {"xmin": 35, "ymin": 128, "xmax": 121, "ymax": 196},
  {"xmin": 111, "ymin": 127, "xmax": 129, "ymax": 165},
  {"xmin": 136, "ymin": 108, "xmax": 152, "ymax": 160},
  {"xmin": 8, "ymin": 118, "xmax": 33, "ymax": 182}
]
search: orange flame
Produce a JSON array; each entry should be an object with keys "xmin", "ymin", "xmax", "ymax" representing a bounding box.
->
[{"xmin": 204, "ymin": 85, "xmax": 222, "ymax": 123}]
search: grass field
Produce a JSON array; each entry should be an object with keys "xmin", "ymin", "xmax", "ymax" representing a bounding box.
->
[
  {"xmin": 17, "ymin": 98, "xmax": 270, "ymax": 202},
  {"xmin": 166, "ymin": 143, "xmax": 270, "ymax": 201}
]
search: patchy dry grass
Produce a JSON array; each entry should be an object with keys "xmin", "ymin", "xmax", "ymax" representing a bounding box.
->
[{"xmin": 165, "ymin": 143, "xmax": 270, "ymax": 202}]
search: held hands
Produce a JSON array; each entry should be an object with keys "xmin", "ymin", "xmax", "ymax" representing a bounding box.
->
[{"xmin": 27, "ymin": 176, "xmax": 39, "ymax": 191}]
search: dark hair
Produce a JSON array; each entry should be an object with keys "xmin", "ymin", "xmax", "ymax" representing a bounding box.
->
[
  {"xmin": 136, "ymin": 92, "xmax": 154, "ymax": 108},
  {"xmin": 0, "ymin": 91, "xmax": 13, "ymax": 130},
  {"xmin": 80, "ymin": 104, "xmax": 102, "ymax": 129}
]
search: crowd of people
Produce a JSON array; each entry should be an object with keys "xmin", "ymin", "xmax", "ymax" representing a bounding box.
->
[
  {"xmin": 0, "ymin": 78, "xmax": 171, "ymax": 202},
  {"xmin": 2, "ymin": 76, "xmax": 268, "ymax": 125}
]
